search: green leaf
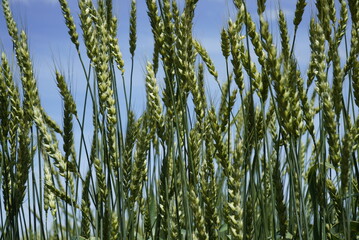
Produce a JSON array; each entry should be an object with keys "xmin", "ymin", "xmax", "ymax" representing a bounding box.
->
[{"xmin": 219, "ymin": 223, "xmax": 228, "ymax": 233}]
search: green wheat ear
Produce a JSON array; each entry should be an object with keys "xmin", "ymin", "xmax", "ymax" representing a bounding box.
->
[
  {"xmin": 129, "ymin": 0, "xmax": 137, "ymax": 56},
  {"xmin": 109, "ymin": 16, "xmax": 125, "ymax": 74},
  {"xmin": 2, "ymin": 0, "xmax": 19, "ymax": 43},
  {"xmin": 193, "ymin": 39, "xmax": 218, "ymax": 80},
  {"xmin": 58, "ymin": 0, "xmax": 79, "ymax": 50},
  {"xmin": 293, "ymin": 0, "xmax": 306, "ymax": 28}
]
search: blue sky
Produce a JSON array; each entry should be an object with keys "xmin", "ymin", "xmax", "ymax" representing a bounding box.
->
[
  {"xmin": 1, "ymin": 0, "xmax": 242, "ymax": 120},
  {"xmin": 0, "ymin": 0, "xmax": 347, "ymax": 123}
]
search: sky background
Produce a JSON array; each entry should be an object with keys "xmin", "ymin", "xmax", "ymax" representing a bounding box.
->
[{"xmin": 0, "ymin": 0, "xmax": 349, "ymax": 130}]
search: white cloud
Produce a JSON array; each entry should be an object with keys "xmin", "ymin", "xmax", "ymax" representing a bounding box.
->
[
  {"xmin": 10, "ymin": 0, "xmax": 56, "ymax": 4},
  {"xmin": 265, "ymin": 8, "xmax": 294, "ymax": 21}
]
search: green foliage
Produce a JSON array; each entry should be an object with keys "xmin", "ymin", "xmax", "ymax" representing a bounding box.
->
[{"xmin": 0, "ymin": 0, "xmax": 359, "ymax": 239}]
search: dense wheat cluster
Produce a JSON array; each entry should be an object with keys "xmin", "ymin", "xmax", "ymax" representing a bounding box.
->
[{"xmin": 0, "ymin": 0, "xmax": 359, "ymax": 239}]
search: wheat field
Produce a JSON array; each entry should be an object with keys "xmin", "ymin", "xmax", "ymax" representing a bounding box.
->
[{"xmin": 0, "ymin": 0, "xmax": 359, "ymax": 239}]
